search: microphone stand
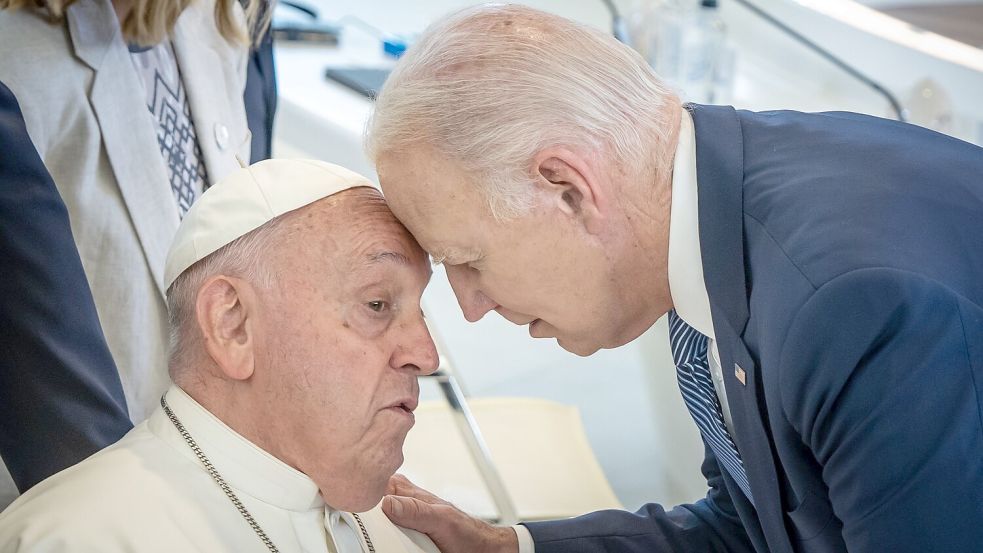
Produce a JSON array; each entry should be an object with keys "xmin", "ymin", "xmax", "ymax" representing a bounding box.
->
[{"xmin": 730, "ymin": 0, "xmax": 906, "ymax": 121}]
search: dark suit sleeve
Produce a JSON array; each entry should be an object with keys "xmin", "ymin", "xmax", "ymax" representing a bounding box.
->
[
  {"xmin": 523, "ymin": 442, "xmax": 754, "ymax": 552},
  {"xmin": 244, "ymin": 23, "xmax": 277, "ymax": 163},
  {"xmin": 0, "ymin": 81, "xmax": 132, "ymax": 492},
  {"xmin": 780, "ymin": 268, "xmax": 983, "ymax": 551}
]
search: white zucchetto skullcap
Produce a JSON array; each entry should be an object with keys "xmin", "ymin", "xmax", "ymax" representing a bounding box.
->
[{"xmin": 164, "ymin": 159, "xmax": 377, "ymax": 290}]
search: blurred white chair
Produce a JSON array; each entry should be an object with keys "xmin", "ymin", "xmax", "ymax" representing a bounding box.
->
[{"xmin": 399, "ymin": 392, "xmax": 623, "ymax": 523}]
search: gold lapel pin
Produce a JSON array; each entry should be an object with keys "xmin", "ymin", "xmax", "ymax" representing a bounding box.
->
[{"xmin": 735, "ymin": 364, "xmax": 747, "ymax": 386}]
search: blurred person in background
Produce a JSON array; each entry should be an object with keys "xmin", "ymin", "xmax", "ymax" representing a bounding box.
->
[
  {"xmin": 0, "ymin": 0, "xmax": 268, "ymax": 506},
  {"xmin": 244, "ymin": 0, "xmax": 277, "ymax": 163},
  {"xmin": 0, "ymin": 79, "xmax": 131, "ymax": 508}
]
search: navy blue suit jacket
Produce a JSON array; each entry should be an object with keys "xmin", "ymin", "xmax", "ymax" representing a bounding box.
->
[
  {"xmin": 526, "ymin": 105, "xmax": 983, "ymax": 552},
  {"xmin": 0, "ymin": 80, "xmax": 132, "ymax": 492},
  {"xmin": 244, "ymin": 23, "xmax": 277, "ymax": 163}
]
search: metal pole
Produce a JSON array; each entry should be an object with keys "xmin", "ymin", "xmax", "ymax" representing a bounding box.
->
[{"xmin": 427, "ymin": 366, "xmax": 519, "ymax": 525}]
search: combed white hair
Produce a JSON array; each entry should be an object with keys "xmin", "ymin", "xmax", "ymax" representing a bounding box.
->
[{"xmin": 366, "ymin": 3, "xmax": 679, "ymax": 219}]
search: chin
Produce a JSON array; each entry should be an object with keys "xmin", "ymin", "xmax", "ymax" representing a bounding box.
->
[
  {"xmin": 329, "ymin": 478, "xmax": 389, "ymax": 513},
  {"xmin": 557, "ymin": 338, "xmax": 603, "ymax": 357},
  {"xmin": 349, "ymin": 492, "xmax": 387, "ymax": 513},
  {"xmin": 319, "ymin": 450, "xmax": 404, "ymax": 512}
]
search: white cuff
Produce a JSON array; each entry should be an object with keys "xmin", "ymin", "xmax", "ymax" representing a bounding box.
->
[{"xmin": 512, "ymin": 524, "xmax": 536, "ymax": 553}]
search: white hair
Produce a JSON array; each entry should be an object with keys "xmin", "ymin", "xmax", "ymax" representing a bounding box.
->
[
  {"xmin": 366, "ymin": 3, "xmax": 680, "ymax": 219},
  {"xmin": 165, "ymin": 214, "xmax": 290, "ymax": 377}
]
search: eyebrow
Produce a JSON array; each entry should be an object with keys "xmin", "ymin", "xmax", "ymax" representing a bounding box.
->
[{"xmin": 366, "ymin": 251, "xmax": 412, "ymax": 266}]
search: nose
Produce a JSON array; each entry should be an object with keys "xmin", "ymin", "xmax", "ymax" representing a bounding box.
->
[
  {"xmin": 444, "ymin": 264, "xmax": 497, "ymax": 323},
  {"xmin": 391, "ymin": 313, "xmax": 439, "ymax": 376}
]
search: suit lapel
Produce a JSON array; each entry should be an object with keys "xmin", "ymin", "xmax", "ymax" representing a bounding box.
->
[
  {"xmin": 67, "ymin": 0, "xmax": 178, "ymax": 299},
  {"xmin": 689, "ymin": 104, "xmax": 793, "ymax": 553},
  {"xmin": 171, "ymin": 3, "xmax": 250, "ymax": 180}
]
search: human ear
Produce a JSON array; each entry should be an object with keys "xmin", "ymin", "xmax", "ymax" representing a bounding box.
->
[
  {"xmin": 195, "ymin": 275, "xmax": 257, "ymax": 381},
  {"xmin": 533, "ymin": 147, "xmax": 605, "ymax": 234}
]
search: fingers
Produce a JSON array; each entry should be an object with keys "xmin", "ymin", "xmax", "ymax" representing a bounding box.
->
[
  {"xmin": 381, "ymin": 495, "xmax": 416, "ymax": 529},
  {"xmin": 383, "ymin": 475, "xmax": 519, "ymax": 553},
  {"xmin": 382, "ymin": 495, "xmax": 449, "ymax": 535},
  {"xmin": 383, "ymin": 495, "xmax": 513, "ymax": 553},
  {"xmin": 388, "ymin": 474, "xmax": 452, "ymax": 506},
  {"xmin": 387, "ymin": 473, "xmax": 415, "ymax": 496}
]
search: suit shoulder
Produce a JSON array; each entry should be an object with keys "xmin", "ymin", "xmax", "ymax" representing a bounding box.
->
[
  {"xmin": 0, "ymin": 10, "xmax": 91, "ymax": 151},
  {"xmin": 735, "ymin": 107, "xmax": 982, "ymax": 170},
  {"xmin": 0, "ymin": 9, "xmax": 80, "ymax": 78},
  {"xmin": 736, "ymin": 109, "xmax": 983, "ymax": 295},
  {"xmin": 779, "ymin": 267, "xmax": 965, "ymax": 362},
  {"xmin": 776, "ymin": 268, "xmax": 972, "ymax": 422}
]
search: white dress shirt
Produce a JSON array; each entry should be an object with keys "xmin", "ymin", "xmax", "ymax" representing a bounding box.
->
[
  {"xmin": 0, "ymin": 385, "xmax": 439, "ymax": 553},
  {"xmin": 665, "ymin": 109, "xmax": 735, "ymax": 434},
  {"xmin": 513, "ymin": 109, "xmax": 732, "ymax": 553}
]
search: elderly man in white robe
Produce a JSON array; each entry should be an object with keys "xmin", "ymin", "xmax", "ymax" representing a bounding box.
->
[{"xmin": 0, "ymin": 159, "xmax": 442, "ymax": 553}]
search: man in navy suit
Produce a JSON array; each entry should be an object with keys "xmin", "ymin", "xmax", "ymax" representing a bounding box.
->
[
  {"xmin": 365, "ymin": 5, "xmax": 983, "ymax": 552},
  {"xmin": 0, "ymin": 80, "xmax": 132, "ymax": 501}
]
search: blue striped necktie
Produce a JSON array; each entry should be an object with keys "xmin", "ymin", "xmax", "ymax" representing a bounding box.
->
[{"xmin": 668, "ymin": 310, "xmax": 755, "ymax": 505}]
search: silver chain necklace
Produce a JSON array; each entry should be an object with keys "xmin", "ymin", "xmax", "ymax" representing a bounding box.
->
[{"xmin": 160, "ymin": 394, "xmax": 375, "ymax": 553}]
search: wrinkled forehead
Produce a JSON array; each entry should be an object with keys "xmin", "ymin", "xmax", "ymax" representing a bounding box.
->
[
  {"xmin": 347, "ymin": 200, "xmax": 430, "ymax": 269},
  {"xmin": 315, "ymin": 188, "xmax": 430, "ymax": 275},
  {"xmin": 375, "ymin": 149, "xmax": 491, "ymax": 248}
]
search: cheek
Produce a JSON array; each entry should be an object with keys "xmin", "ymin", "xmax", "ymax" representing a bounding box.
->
[
  {"xmin": 270, "ymin": 325, "xmax": 372, "ymax": 400},
  {"xmin": 304, "ymin": 340, "xmax": 391, "ymax": 420},
  {"xmin": 293, "ymin": 368, "xmax": 378, "ymax": 457},
  {"xmin": 515, "ymin": 240, "xmax": 569, "ymax": 286}
]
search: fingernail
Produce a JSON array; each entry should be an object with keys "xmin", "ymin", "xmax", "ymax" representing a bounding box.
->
[{"xmin": 386, "ymin": 496, "xmax": 403, "ymax": 517}]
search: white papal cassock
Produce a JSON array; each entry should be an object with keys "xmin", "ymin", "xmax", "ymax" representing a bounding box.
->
[{"xmin": 0, "ymin": 386, "xmax": 440, "ymax": 553}]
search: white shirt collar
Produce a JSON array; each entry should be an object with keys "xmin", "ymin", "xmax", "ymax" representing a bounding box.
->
[
  {"xmin": 667, "ymin": 108, "xmax": 715, "ymax": 341},
  {"xmin": 148, "ymin": 385, "xmax": 325, "ymax": 512}
]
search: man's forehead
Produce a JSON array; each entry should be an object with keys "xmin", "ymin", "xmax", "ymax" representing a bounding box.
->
[
  {"xmin": 348, "ymin": 221, "xmax": 428, "ymax": 269},
  {"xmin": 376, "ymin": 151, "xmax": 494, "ymax": 259},
  {"xmin": 379, "ymin": 150, "xmax": 463, "ymax": 205},
  {"xmin": 366, "ymin": 250, "xmax": 413, "ymax": 266},
  {"xmin": 428, "ymin": 244, "xmax": 481, "ymax": 264},
  {"xmin": 381, "ymin": 179, "xmax": 442, "ymax": 224},
  {"xmin": 350, "ymin": 245, "xmax": 432, "ymax": 285}
]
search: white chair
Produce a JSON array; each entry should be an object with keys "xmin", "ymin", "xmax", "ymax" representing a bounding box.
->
[{"xmin": 400, "ymin": 385, "xmax": 622, "ymax": 523}]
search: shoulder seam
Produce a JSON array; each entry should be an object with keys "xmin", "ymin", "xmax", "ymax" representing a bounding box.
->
[
  {"xmin": 957, "ymin": 304, "xmax": 983, "ymax": 437},
  {"xmin": 743, "ymin": 212, "xmax": 819, "ymax": 292},
  {"xmin": 774, "ymin": 266, "xmax": 970, "ymax": 429}
]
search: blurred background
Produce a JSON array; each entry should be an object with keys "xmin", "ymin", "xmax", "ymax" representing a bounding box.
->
[{"xmin": 269, "ymin": 0, "xmax": 983, "ymax": 517}]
